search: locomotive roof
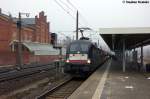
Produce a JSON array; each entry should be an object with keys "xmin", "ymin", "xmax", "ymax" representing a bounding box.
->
[
  {"xmin": 70, "ymin": 40, "xmax": 98, "ymax": 48},
  {"xmin": 71, "ymin": 40, "xmax": 92, "ymax": 44}
]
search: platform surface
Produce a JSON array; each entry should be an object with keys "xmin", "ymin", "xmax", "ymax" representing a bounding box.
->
[{"xmin": 69, "ymin": 59, "xmax": 150, "ymax": 99}]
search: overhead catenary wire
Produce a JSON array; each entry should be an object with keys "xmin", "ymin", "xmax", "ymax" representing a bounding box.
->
[
  {"xmin": 66, "ymin": 0, "xmax": 97, "ymax": 39},
  {"xmin": 66, "ymin": 0, "xmax": 93, "ymax": 28},
  {"xmin": 54, "ymin": 0, "xmax": 75, "ymax": 20},
  {"xmin": 59, "ymin": 0, "xmax": 89, "ymax": 28},
  {"xmin": 54, "ymin": 0, "xmax": 93, "ymax": 30},
  {"xmin": 54, "ymin": 0, "xmax": 85, "ymax": 26},
  {"xmin": 59, "ymin": 0, "xmax": 74, "ymax": 12},
  {"xmin": 66, "ymin": 0, "xmax": 77, "ymax": 10},
  {"xmin": 66, "ymin": 1, "xmax": 103, "ymax": 34},
  {"xmin": 54, "ymin": 0, "xmax": 100, "ymax": 40}
]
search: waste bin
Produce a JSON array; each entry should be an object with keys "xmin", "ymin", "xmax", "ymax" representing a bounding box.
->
[{"xmin": 146, "ymin": 64, "xmax": 150, "ymax": 72}]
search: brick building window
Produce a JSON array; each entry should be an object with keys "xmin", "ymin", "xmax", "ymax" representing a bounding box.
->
[{"xmin": 24, "ymin": 34, "xmax": 27, "ymax": 41}]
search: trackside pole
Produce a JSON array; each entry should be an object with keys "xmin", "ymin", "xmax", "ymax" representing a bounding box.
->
[
  {"xmin": 123, "ymin": 38, "xmax": 126, "ymax": 72},
  {"xmin": 76, "ymin": 10, "xmax": 78, "ymax": 40}
]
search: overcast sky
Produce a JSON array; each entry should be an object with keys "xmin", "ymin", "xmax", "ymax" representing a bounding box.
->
[
  {"xmin": 0, "ymin": 0, "xmax": 150, "ymax": 50},
  {"xmin": 1, "ymin": 0, "xmax": 150, "ymax": 30}
]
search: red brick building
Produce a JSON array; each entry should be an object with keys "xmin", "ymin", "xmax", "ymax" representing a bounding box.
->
[{"xmin": 0, "ymin": 9, "xmax": 60, "ymax": 66}]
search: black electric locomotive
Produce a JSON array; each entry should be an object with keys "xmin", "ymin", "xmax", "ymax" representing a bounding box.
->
[{"xmin": 64, "ymin": 39, "xmax": 107, "ymax": 77}]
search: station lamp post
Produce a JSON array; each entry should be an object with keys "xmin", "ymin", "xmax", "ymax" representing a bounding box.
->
[
  {"xmin": 16, "ymin": 12, "xmax": 29, "ymax": 69},
  {"xmin": 112, "ymin": 34, "xmax": 115, "ymax": 51},
  {"xmin": 76, "ymin": 10, "xmax": 79, "ymax": 40}
]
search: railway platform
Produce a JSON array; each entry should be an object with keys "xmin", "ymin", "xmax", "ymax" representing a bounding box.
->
[{"xmin": 69, "ymin": 59, "xmax": 150, "ymax": 99}]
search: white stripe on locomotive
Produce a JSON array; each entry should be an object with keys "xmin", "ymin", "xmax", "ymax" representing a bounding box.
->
[{"xmin": 69, "ymin": 54, "xmax": 88, "ymax": 60}]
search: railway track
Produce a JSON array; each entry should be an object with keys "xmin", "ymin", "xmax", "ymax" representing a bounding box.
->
[
  {"xmin": 36, "ymin": 77, "xmax": 84, "ymax": 99},
  {"xmin": 0, "ymin": 63, "xmax": 56, "ymax": 82}
]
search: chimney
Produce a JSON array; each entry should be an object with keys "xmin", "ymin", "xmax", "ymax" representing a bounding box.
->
[
  {"xmin": 35, "ymin": 15, "xmax": 38, "ymax": 24},
  {"xmin": 35, "ymin": 15, "xmax": 38, "ymax": 20},
  {"xmin": 0, "ymin": 8, "xmax": 2, "ymax": 14},
  {"xmin": 44, "ymin": 16, "xmax": 47, "ymax": 22},
  {"xmin": 9, "ymin": 14, "xmax": 12, "ymax": 19},
  {"xmin": 39, "ymin": 11, "xmax": 44, "ymax": 17}
]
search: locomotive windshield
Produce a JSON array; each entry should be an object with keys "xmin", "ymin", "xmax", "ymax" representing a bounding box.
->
[
  {"xmin": 69, "ymin": 43, "xmax": 90, "ymax": 52},
  {"xmin": 69, "ymin": 43, "xmax": 80, "ymax": 51}
]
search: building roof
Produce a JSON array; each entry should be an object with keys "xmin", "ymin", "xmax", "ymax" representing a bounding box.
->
[
  {"xmin": 13, "ymin": 18, "xmax": 35, "ymax": 26},
  {"xmin": 0, "ymin": 13, "xmax": 10, "ymax": 19},
  {"xmin": 0, "ymin": 12, "xmax": 35, "ymax": 28}
]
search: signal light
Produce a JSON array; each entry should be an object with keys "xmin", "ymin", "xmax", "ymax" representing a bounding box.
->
[
  {"xmin": 66, "ymin": 60, "xmax": 69, "ymax": 63},
  {"xmin": 87, "ymin": 59, "xmax": 91, "ymax": 64}
]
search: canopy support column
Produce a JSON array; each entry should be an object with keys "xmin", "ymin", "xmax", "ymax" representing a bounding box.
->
[{"xmin": 141, "ymin": 44, "xmax": 144, "ymax": 72}]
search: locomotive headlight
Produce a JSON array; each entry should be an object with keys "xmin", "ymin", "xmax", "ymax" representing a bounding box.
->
[
  {"xmin": 87, "ymin": 59, "xmax": 91, "ymax": 64},
  {"xmin": 66, "ymin": 59, "xmax": 70, "ymax": 63}
]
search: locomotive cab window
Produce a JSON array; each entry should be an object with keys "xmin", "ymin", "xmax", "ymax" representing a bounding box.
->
[
  {"xmin": 69, "ymin": 43, "xmax": 90, "ymax": 52},
  {"xmin": 69, "ymin": 43, "xmax": 79, "ymax": 52},
  {"xmin": 80, "ymin": 43, "xmax": 89, "ymax": 52}
]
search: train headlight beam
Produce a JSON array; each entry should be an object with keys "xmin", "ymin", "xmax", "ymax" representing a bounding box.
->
[
  {"xmin": 87, "ymin": 59, "xmax": 91, "ymax": 64},
  {"xmin": 66, "ymin": 59, "xmax": 70, "ymax": 63}
]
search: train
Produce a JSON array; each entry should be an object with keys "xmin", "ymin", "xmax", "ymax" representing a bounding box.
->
[{"xmin": 64, "ymin": 38, "xmax": 109, "ymax": 77}]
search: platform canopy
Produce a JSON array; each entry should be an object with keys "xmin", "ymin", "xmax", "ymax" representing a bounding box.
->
[
  {"xmin": 23, "ymin": 42, "xmax": 60, "ymax": 55},
  {"xmin": 10, "ymin": 41, "xmax": 60, "ymax": 55},
  {"xmin": 99, "ymin": 27, "xmax": 150, "ymax": 50}
]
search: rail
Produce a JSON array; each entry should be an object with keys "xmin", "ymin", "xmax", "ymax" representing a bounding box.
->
[
  {"xmin": 0, "ymin": 62, "xmax": 59, "ymax": 82},
  {"xmin": 36, "ymin": 77, "xmax": 74, "ymax": 99}
]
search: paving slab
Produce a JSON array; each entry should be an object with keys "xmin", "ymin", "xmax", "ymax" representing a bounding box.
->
[{"xmin": 101, "ymin": 60, "xmax": 150, "ymax": 99}]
